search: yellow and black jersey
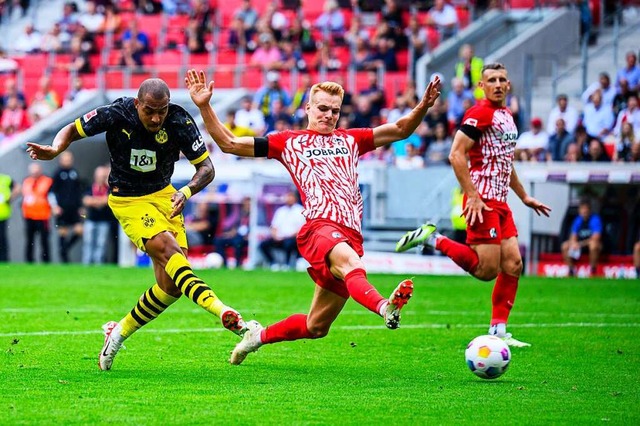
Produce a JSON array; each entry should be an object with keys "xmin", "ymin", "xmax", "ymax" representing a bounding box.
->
[{"xmin": 74, "ymin": 97, "xmax": 208, "ymax": 197}]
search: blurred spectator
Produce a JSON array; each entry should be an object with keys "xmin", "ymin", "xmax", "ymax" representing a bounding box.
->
[
  {"xmin": 546, "ymin": 93, "xmax": 579, "ymax": 135},
  {"xmin": 119, "ymin": 38, "xmax": 144, "ymax": 67},
  {"xmin": 506, "ymin": 84, "xmax": 522, "ymax": 131},
  {"xmin": 27, "ymin": 75, "xmax": 60, "ymax": 124},
  {"xmin": 14, "ymin": 23, "xmax": 42, "ymax": 53},
  {"xmin": 446, "ymin": 77, "xmax": 474, "ymax": 128},
  {"xmin": 1, "ymin": 78, "xmax": 26, "ymax": 110},
  {"xmin": 135, "ymin": 0, "xmax": 162, "ymax": 14},
  {"xmin": 564, "ymin": 142, "xmax": 581, "ymax": 162},
  {"xmin": 187, "ymin": 0, "xmax": 212, "ymax": 51},
  {"xmin": 455, "ymin": 43, "xmax": 484, "ymax": 100},
  {"xmin": 561, "ymin": 197, "xmax": 602, "ymax": 277},
  {"xmin": 426, "ymin": 0, "xmax": 459, "ymax": 42},
  {"xmin": 344, "ymin": 13, "xmax": 368, "ymax": 47},
  {"xmin": 515, "ymin": 117, "xmax": 549, "ymax": 162},
  {"xmin": 425, "ymin": 122, "xmax": 452, "ymax": 165},
  {"xmin": 82, "ymin": 165, "xmax": 112, "ymax": 265},
  {"xmin": 161, "ymin": 0, "xmax": 191, "ymax": 15},
  {"xmin": 613, "ymin": 94, "xmax": 640, "ymax": 137},
  {"xmin": 278, "ymin": 39, "xmax": 307, "ymax": 72},
  {"xmin": 353, "ymin": 38, "xmax": 373, "ymax": 71},
  {"xmin": 571, "ymin": 0, "xmax": 593, "ymax": 43},
  {"xmin": 235, "ymin": 95, "xmax": 265, "ymax": 136},
  {"xmin": 582, "ymin": 137, "xmax": 611, "ymax": 162},
  {"xmin": 0, "ymin": 95, "xmax": 29, "ymax": 136},
  {"xmin": 333, "ymin": 74, "xmax": 353, "ymax": 117},
  {"xmin": 259, "ymin": 190, "xmax": 305, "ymax": 271},
  {"xmin": 395, "ymin": 142, "xmax": 424, "ymax": 169},
  {"xmin": 21, "ymin": 162, "xmax": 53, "ymax": 263},
  {"xmin": 548, "ymin": 118, "xmax": 574, "ymax": 162},
  {"xmin": 57, "ymin": 1, "xmax": 80, "ymax": 49},
  {"xmin": 78, "ymin": 0, "xmax": 105, "ymax": 34},
  {"xmin": 213, "ymin": 197, "xmax": 251, "ymax": 268},
  {"xmin": 40, "ymin": 23, "xmax": 65, "ymax": 53},
  {"xmin": 612, "ymin": 78, "xmax": 637, "ymax": 117},
  {"xmin": 314, "ymin": 0, "xmax": 346, "ymax": 43},
  {"xmin": 350, "ymin": 95, "xmax": 376, "ymax": 128},
  {"xmin": 250, "ymin": 33, "xmax": 283, "ymax": 70},
  {"xmin": 423, "ymin": 97, "xmax": 449, "ymax": 140},
  {"xmin": 312, "ymin": 41, "xmax": 342, "ymax": 72},
  {"xmin": 615, "ymin": 51, "xmax": 640, "ymax": 94},
  {"xmin": 224, "ymin": 109, "xmax": 256, "ymax": 138},
  {"xmin": 253, "ymin": 71, "xmax": 291, "ymax": 118},
  {"xmin": 285, "ymin": 15, "xmax": 316, "ymax": 53},
  {"xmin": 358, "ymin": 70, "xmax": 386, "ymax": 116},
  {"xmin": 60, "ymin": 36, "xmax": 92, "ymax": 74},
  {"xmin": 613, "ymin": 121, "xmax": 635, "ymax": 162},
  {"xmin": 582, "ymin": 89, "xmax": 615, "ymax": 140},
  {"xmin": 184, "ymin": 202, "xmax": 215, "ymax": 246},
  {"xmin": 581, "ymin": 72, "xmax": 616, "ymax": 108},
  {"xmin": 258, "ymin": 1, "xmax": 289, "ymax": 42},
  {"xmin": 386, "ymin": 93, "xmax": 412, "ymax": 124},
  {"xmin": 51, "ymin": 152, "xmax": 84, "ymax": 263},
  {"xmin": 99, "ymin": 3, "xmax": 122, "ymax": 34},
  {"xmin": 121, "ymin": 19, "xmax": 151, "ymax": 55},
  {"xmin": 264, "ymin": 99, "xmax": 293, "ymax": 134},
  {"xmin": 381, "ymin": 0, "xmax": 407, "ymax": 48},
  {"xmin": 289, "ymin": 72, "xmax": 313, "ymax": 123},
  {"xmin": 185, "ymin": 17, "xmax": 206, "ymax": 53},
  {"xmin": 405, "ymin": 14, "xmax": 429, "ymax": 63},
  {"xmin": 361, "ymin": 37, "xmax": 398, "ymax": 72},
  {"xmin": 0, "ymin": 172, "xmax": 20, "ymax": 262},
  {"xmin": 229, "ymin": 0, "xmax": 259, "ymax": 51},
  {"xmin": 64, "ymin": 76, "xmax": 84, "ymax": 105}
]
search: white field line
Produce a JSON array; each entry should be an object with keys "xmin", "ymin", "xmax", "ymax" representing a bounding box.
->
[{"xmin": 1, "ymin": 322, "xmax": 639, "ymax": 338}]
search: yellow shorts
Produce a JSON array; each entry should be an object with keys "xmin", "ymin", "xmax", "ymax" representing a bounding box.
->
[{"xmin": 108, "ymin": 185, "xmax": 187, "ymax": 252}]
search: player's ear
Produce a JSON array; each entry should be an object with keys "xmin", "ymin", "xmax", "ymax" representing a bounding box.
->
[{"xmin": 134, "ymin": 98, "xmax": 140, "ymax": 108}]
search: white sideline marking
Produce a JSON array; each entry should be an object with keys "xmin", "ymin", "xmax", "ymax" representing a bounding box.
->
[{"xmin": 1, "ymin": 322, "xmax": 639, "ymax": 338}]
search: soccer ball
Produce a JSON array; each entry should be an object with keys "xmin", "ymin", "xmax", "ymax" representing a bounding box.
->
[
  {"xmin": 465, "ymin": 335, "xmax": 511, "ymax": 379},
  {"xmin": 204, "ymin": 252, "xmax": 224, "ymax": 269}
]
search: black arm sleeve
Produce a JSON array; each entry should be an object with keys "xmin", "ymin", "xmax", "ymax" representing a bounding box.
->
[
  {"xmin": 459, "ymin": 124, "xmax": 482, "ymax": 142},
  {"xmin": 254, "ymin": 137, "xmax": 268, "ymax": 157}
]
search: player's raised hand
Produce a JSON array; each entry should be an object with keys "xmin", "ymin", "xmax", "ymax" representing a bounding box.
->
[
  {"xmin": 421, "ymin": 75, "xmax": 442, "ymax": 108},
  {"xmin": 185, "ymin": 69, "xmax": 214, "ymax": 108},
  {"xmin": 26, "ymin": 142, "xmax": 59, "ymax": 161},
  {"xmin": 522, "ymin": 195, "xmax": 551, "ymax": 217}
]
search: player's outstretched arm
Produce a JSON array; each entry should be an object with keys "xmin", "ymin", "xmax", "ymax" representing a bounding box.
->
[
  {"xmin": 26, "ymin": 123, "xmax": 82, "ymax": 161},
  {"xmin": 185, "ymin": 69, "xmax": 257, "ymax": 158},
  {"xmin": 372, "ymin": 75, "xmax": 441, "ymax": 147},
  {"xmin": 509, "ymin": 168, "xmax": 551, "ymax": 217}
]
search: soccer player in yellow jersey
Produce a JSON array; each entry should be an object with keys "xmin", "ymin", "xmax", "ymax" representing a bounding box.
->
[{"xmin": 26, "ymin": 78, "xmax": 247, "ymax": 370}]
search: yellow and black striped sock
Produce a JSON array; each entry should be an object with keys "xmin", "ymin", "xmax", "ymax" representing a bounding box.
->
[
  {"xmin": 119, "ymin": 284, "xmax": 179, "ymax": 338},
  {"xmin": 165, "ymin": 253, "xmax": 226, "ymax": 317}
]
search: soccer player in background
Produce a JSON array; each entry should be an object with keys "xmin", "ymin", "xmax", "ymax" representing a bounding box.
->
[
  {"xmin": 185, "ymin": 69, "xmax": 441, "ymax": 365},
  {"xmin": 26, "ymin": 78, "xmax": 247, "ymax": 370},
  {"xmin": 396, "ymin": 63, "xmax": 551, "ymax": 347}
]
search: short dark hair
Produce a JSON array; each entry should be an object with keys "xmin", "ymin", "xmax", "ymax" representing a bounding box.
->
[
  {"xmin": 138, "ymin": 78, "xmax": 170, "ymax": 100},
  {"xmin": 557, "ymin": 94, "xmax": 568, "ymax": 101},
  {"xmin": 578, "ymin": 197, "xmax": 592, "ymax": 208}
]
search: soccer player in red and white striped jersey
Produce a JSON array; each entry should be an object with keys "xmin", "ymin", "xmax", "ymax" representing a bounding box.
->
[
  {"xmin": 186, "ymin": 69, "xmax": 441, "ymax": 364},
  {"xmin": 400, "ymin": 63, "xmax": 551, "ymax": 347}
]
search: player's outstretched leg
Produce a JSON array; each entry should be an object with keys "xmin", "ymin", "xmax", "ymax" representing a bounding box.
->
[
  {"xmin": 395, "ymin": 223, "xmax": 437, "ymax": 253},
  {"xmin": 383, "ymin": 278, "xmax": 414, "ymax": 329},
  {"xmin": 99, "ymin": 321, "xmax": 126, "ymax": 371},
  {"xmin": 230, "ymin": 320, "xmax": 264, "ymax": 365},
  {"xmin": 164, "ymin": 253, "xmax": 247, "ymax": 336}
]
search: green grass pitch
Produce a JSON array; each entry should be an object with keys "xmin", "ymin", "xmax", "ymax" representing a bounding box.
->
[{"xmin": 1, "ymin": 264, "xmax": 639, "ymax": 425}]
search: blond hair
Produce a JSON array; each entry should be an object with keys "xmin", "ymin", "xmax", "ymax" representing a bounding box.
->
[{"xmin": 310, "ymin": 81, "xmax": 344, "ymax": 102}]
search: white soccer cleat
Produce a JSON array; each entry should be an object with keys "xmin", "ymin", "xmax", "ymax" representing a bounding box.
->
[
  {"xmin": 384, "ymin": 279, "xmax": 414, "ymax": 329},
  {"xmin": 395, "ymin": 223, "xmax": 437, "ymax": 253},
  {"xmin": 501, "ymin": 333, "xmax": 531, "ymax": 348},
  {"xmin": 221, "ymin": 308, "xmax": 247, "ymax": 337},
  {"xmin": 229, "ymin": 320, "xmax": 263, "ymax": 365},
  {"xmin": 99, "ymin": 321, "xmax": 125, "ymax": 371}
]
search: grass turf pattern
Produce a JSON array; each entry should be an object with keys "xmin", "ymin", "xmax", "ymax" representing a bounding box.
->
[{"xmin": 1, "ymin": 264, "xmax": 639, "ymax": 424}]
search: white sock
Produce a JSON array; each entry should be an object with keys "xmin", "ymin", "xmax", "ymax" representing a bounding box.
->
[
  {"xmin": 489, "ymin": 323, "xmax": 507, "ymax": 337},
  {"xmin": 379, "ymin": 301, "xmax": 389, "ymax": 317}
]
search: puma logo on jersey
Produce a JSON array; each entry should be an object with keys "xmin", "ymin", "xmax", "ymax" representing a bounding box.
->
[
  {"xmin": 192, "ymin": 136, "xmax": 204, "ymax": 151},
  {"xmin": 121, "ymin": 129, "xmax": 132, "ymax": 139}
]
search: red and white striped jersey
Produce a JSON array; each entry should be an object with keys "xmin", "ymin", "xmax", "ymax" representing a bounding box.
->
[
  {"xmin": 267, "ymin": 128, "xmax": 376, "ymax": 233},
  {"xmin": 462, "ymin": 99, "xmax": 519, "ymax": 202}
]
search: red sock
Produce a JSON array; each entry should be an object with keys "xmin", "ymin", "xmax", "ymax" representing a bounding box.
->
[
  {"xmin": 260, "ymin": 314, "xmax": 314, "ymax": 344},
  {"xmin": 344, "ymin": 268, "xmax": 386, "ymax": 315},
  {"xmin": 491, "ymin": 272, "xmax": 519, "ymax": 325},
  {"xmin": 436, "ymin": 236, "xmax": 479, "ymax": 273}
]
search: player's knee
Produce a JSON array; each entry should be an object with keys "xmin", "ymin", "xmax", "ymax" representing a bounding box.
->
[
  {"xmin": 306, "ymin": 323, "xmax": 330, "ymax": 339},
  {"xmin": 474, "ymin": 264, "xmax": 499, "ymax": 281},
  {"xmin": 503, "ymin": 258, "xmax": 523, "ymax": 276}
]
